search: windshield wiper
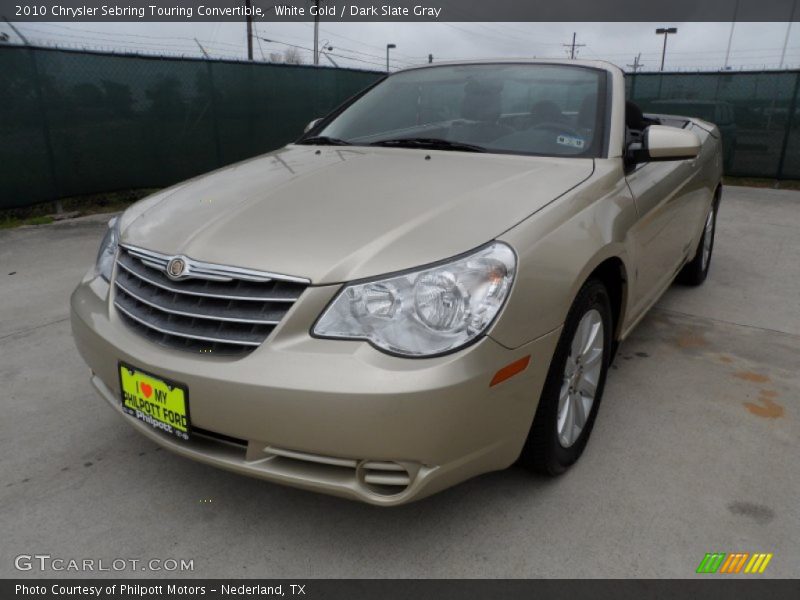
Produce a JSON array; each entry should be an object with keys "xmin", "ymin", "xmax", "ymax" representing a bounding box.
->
[
  {"xmin": 369, "ymin": 137, "xmax": 487, "ymax": 153},
  {"xmin": 297, "ymin": 135, "xmax": 352, "ymax": 146}
]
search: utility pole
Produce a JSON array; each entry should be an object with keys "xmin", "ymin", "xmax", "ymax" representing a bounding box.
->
[
  {"xmin": 656, "ymin": 27, "xmax": 678, "ymax": 71},
  {"xmin": 245, "ymin": 0, "xmax": 253, "ymax": 60},
  {"xmin": 428, "ymin": 53, "xmax": 433, "ymax": 64},
  {"xmin": 313, "ymin": 0, "xmax": 320, "ymax": 65},
  {"xmin": 386, "ymin": 43, "xmax": 396, "ymax": 72},
  {"xmin": 779, "ymin": 0, "xmax": 798, "ymax": 69},
  {"xmin": 627, "ymin": 53, "xmax": 643, "ymax": 73},
  {"xmin": 563, "ymin": 32, "xmax": 585, "ymax": 59}
]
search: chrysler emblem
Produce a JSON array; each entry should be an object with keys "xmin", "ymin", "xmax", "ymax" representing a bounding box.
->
[{"xmin": 166, "ymin": 257, "xmax": 187, "ymax": 280}]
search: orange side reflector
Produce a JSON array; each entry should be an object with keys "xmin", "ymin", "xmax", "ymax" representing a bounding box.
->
[{"xmin": 490, "ymin": 355, "xmax": 531, "ymax": 387}]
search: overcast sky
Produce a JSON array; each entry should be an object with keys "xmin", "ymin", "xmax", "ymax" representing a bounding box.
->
[{"xmin": 3, "ymin": 20, "xmax": 799, "ymax": 72}]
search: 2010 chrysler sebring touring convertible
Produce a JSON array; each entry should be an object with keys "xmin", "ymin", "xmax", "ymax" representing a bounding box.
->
[{"xmin": 71, "ymin": 59, "xmax": 722, "ymax": 505}]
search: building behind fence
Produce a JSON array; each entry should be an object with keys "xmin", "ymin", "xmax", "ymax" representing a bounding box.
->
[
  {"xmin": 0, "ymin": 45, "xmax": 382, "ymax": 209},
  {"xmin": 3, "ymin": 45, "xmax": 800, "ymax": 209}
]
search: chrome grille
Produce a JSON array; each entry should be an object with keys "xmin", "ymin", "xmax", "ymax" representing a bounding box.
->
[{"xmin": 113, "ymin": 245, "xmax": 308, "ymax": 356}]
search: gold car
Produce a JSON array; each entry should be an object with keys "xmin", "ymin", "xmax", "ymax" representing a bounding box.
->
[{"xmin": 71, "ymin": 60, "xmax": 722, "ymax": 505}]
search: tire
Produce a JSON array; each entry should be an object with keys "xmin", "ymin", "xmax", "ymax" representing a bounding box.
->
[
  {"xmin": 678, "ymin": 193, "xmax": 719, "ymax": 286},
  {"xmin": 519, "ymin": 279, "xmax": 612, "ymax": 476}
]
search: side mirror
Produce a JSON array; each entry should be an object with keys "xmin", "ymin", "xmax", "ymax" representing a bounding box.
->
[
  {"xmin": 628, "ymin": 125, "xmax": 701, "ymax": 164},
  {"xmin": 304, "ymin": 118, "xmax": 322, "ymax": 133}
]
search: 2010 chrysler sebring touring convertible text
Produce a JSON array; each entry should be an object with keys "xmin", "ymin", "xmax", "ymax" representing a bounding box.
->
[{"xmin": 71, "ymin": 60, "xmax": 723, "ymax": 505}]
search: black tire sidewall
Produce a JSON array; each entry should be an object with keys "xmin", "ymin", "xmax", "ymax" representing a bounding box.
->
[
  {"xmin": 535, "ymin": 280, "xmax": 613, "ymax": 474},
  {"xmin": 679, "ymin": 195, "xmax": 719, "ymax": 286},
  {"xmin": 704, "ymin": 202, "xmax": 718, "ymax": 276},
  {"xmin": 695, "ymin": 200, "xmax": 718, "ymax": 282}
]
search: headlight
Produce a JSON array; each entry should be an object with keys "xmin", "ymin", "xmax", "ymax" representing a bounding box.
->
[
  {"xmin": 313, "ymin": 242, "xmax": 516, "ymax": 357},
  {"xmin": 95, "ymin": 216, "xmax": 120, "ymax": 281}
]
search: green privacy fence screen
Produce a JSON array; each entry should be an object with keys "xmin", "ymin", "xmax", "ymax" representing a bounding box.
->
[
  {"xmin": 626, "ymin": 70, "xmax": 800, "ymax": 181},
  {"xmin": 4, "ymin": 47, "xmax": 800, "ymax": 209},
  {"xmin": 0, "ymin": 45, "xmax": 383, "ymax": 209}
]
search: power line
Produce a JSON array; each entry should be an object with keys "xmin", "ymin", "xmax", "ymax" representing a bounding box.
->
[
  {"xmin": 293, "ymin": 34, "xmax": 419, "ymax": 66},
  {"xmin": 259, "ymin": 36, "xmax": 387, "ymax": 69},
  {"xmin": 596, "ymin": 47, "xmax": 800, "ymax": 58},
  {"xmin": 21, "ymin": 21, "xmax": 242, "ymax": 46},
  {"xmin": 435, "ymin": 2, "xmax": 564, "ymax": 48},
  {"xmin": 441, "ymin": 22, "xmax": 559, "ymax": 51},
  {"xmin": 11, "ymin": 25, "xmax": 205, "ymax": 50},
  {"xmin": 253, "ymin": 22, "xmax": 266, "ymax": 61},
  {"xmin": 307, "ymin": 24, "xmax": 424, "ymax": 61},
  {"xmin": 10, "ymin": 22, "xmax": 396, "ymax": 69},
  {"xmin": 194, "ymin": 38, "xmax": 210, "ymax": 58}
]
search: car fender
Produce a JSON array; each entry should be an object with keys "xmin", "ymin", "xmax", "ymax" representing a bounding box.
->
[{"xmin": 491, "ymin": 160, "xmax": 637, "ymax": 349}]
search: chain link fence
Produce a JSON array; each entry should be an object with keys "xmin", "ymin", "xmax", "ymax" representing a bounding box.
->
[
  {"xmin": 627, "ymin": 71, "xmax": 800, "ymax": 180},
  {"xmin": 4, "ymin": 47, "xmax": 800, "ymax": 209},
  {"xmin": 0, "ymin": 45, "xmax": 382, "ymax": 209}
]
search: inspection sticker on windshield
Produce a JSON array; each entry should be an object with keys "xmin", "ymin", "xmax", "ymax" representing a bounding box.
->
[
  {"xmin": 556, "ymin": 135, "xmax": 585, "ymax": 149},
  {"xmin": 119, "ymin": 363, "xmax": 191, "ymax": 441}
]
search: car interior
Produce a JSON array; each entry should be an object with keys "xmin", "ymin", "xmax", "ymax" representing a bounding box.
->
[{"xmin": 434, "ymin": 79, "xmax": 604, "ymax": 156}]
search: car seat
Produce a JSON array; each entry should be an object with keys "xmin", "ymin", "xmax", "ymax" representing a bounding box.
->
[{"xmin": 455, "ymin": 79, "xmax": 514, "ymax": 143}]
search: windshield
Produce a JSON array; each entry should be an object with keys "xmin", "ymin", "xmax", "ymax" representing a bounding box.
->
[{"xmin": 311, "ymin": 64, "xmax": 607, "ymax": 157}]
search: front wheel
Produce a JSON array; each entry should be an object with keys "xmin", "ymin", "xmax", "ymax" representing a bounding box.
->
[{"xmin": 519, "ymin": 279, "xmax": 612, "ymax": 475}]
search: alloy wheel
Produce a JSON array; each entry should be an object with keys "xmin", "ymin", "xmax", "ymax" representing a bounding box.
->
[{"xmin": 558, "ymin": 309, "xmax": 604, "ymax": 448}]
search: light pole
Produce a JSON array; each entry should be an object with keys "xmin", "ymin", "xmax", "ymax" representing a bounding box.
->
[
  {"xmin": 724, "ymin": 0, "xmax": 740, "ymax": 69},
  {"xmin": 386, "ymin": 43, "xmax": 396, "ymax": 72},
  {"xmin": 656, "ymin": 27, "xmax": 677, "ymax": 72},
  {"xmin": 779, "ymin": 0, "xmax": 798, "ymax": 69}
]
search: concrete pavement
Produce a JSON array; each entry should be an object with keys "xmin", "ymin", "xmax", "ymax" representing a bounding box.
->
[{"xmin": 1, "ymin": 186, "xmax": 798, "ymax": 578}]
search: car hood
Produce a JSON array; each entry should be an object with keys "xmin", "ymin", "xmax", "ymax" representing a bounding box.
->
[{"xmin": 120, "ymin": 145, "xmax": 593, "ymax": 284}]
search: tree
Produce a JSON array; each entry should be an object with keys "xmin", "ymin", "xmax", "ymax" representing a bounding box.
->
[
  {"xmin": 268, "ymin": 52, "xmax": 283, "ymax": 64},
  {"xmin": 283, "ymin": 47, "xmax": 304, "ymax": 65}
]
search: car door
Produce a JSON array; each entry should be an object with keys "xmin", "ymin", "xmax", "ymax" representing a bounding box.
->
[{"xmin": 624, "ymin": 157, "xmax": 697, "ymax": 319}]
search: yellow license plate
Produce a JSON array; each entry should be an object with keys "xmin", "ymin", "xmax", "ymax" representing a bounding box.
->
[{"xmin": 118, "ymin": 363, "xmax": 190, "ymax": 441}]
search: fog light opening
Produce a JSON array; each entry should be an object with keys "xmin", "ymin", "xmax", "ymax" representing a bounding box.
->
[{"xmin": 357, "ymin": 460, "xmax": 412, "ymax": 497}]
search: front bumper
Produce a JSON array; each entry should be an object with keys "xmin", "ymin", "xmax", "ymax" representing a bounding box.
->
[{"xmin": 71, "ymin": 272, "xmax": 560, "ymax": 505}]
